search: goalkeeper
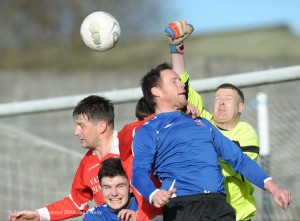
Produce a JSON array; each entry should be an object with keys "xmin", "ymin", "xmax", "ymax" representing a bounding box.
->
[{"xmin": 164, "ymin": 20, "xmax": 261, "ymax": 221}]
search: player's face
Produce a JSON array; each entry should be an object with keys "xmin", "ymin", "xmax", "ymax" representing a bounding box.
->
[
  {"xmin": 213, "ymin": 88, "xmax": 243, "ymax": 127},
  {"xmin": 156, "ymin": 69, "xmax": 187, "ymax": 111},
  {"xmin": 74, "ymin": 114, "xmax": 101, "ymax": 149},
  {"xmin": 101, "ymin": 175, "xmax": 132, "ymax": 211}
]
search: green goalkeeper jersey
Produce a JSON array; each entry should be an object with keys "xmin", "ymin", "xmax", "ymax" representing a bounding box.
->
[{"xmin": 180, "ymin": 70, "xmax": 259, "ymax": 221}]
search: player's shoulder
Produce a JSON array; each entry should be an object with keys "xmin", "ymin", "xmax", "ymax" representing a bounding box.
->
[
  {"xmin": 121, "ymin": 114, "xmax": 155, "ymax": 135},
  {"xmin": 141, "ymin": 114, "xmax": 161, "ymax": 128},
  {"xmin": 128, "ymin": 195, "xmax": 139, "ymax": 210},
  {"xmin": 135, "ymin": 115, "xmax": 163, "ymax": 139},
  {"xmin": 198, "ymin": 116, "xmax": 211, "ymax": 123},
  {"xmin": 194, "ymin": 116, "xmax": 214, "ymax": 128},
  {"xmin": 78, "ymin": 149, "xmax": 95, "ymax": 164},
  {"xmin": 235, "ymin": 121, "xmax": 258, "ymax": 139},
  {"xmin": 84, "ymin": 204, "xmax": 110, "ymax": 220},
  {"xmin": 119, "ymin": 121, "xmax": 140, "ymax": 132},
  {"xmin": 119, "ymin": 121, "xmax": 143, "ymax": 138},
  {"xmin": 89, "ymin": 203, "xmax": 109, "ymax": 211},
  {"xmin": 152, "ymin": 112, "xmax": 181, "ymax": 123},
  {"xmin": 237, "ymin": 121, "xmax": 256, "ymax": 131}
]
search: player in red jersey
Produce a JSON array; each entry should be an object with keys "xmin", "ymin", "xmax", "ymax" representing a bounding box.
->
[
  {"xmin": 119, "ymin": 97, "xmax": 162, "ymax": 221},
  {"xmin": 8, "ymin": 95, "xmax": 119, "ymax": 221}
]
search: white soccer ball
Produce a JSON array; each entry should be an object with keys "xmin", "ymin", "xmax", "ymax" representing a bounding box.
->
[{"xmin": 80, "ymin": 11, "xmax": 121, "ymax": 52}]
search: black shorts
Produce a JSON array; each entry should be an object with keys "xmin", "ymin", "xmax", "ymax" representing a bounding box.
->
[{"xmin": 162, "ymin": 193, "xmax": 235, "ymax": 221}]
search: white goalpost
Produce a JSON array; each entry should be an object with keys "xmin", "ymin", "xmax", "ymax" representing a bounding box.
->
[{"xmin": 0, "ymin": 65, "xmax": 300, "ymax": 117}]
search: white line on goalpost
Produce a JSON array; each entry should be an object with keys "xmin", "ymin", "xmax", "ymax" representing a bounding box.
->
[{"xmin": 0, "ymin": 65, "xmax": 300, "ymax": 117}]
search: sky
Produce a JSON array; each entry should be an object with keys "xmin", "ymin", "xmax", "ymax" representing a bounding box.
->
[{"xmin": 171, "ymin": 0, "xmax": 300, "ymax": 36}]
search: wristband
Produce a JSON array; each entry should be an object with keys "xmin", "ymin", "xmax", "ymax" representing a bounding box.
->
[{"xmin": 169, "ymin": 43, "xmax": 184, "ymax": 54}]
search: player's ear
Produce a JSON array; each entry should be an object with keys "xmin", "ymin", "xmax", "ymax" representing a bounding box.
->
[
  {"xmin": 151, "ymin": 86, "xmax": 160, "ymax": 97},
  {"xmin": 238, "ymin": 102, "xmax": 244, "ymax": 114},
  {"xmin": 98, "ymin": 121, "xmax": 108, "ymax": 133}
]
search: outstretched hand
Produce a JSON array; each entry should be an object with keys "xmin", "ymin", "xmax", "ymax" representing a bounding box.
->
[
  {"xmin": 264, "ymin": 179, "xmax": 292, "ymax": 210},
  {"xmin": 272, "ymin": 187, "xmax": 292, "ymax": 210},
  {"xmin": 8, "ymin": 210, "xmax": 40, "ymax": 221}
]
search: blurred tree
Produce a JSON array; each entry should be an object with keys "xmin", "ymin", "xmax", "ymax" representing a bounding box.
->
[{"xmin": 0, "ymin": 0, "xmax": 172, "ymax": 50}]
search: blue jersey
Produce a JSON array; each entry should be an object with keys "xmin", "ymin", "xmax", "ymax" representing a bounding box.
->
[
  {"xmin": 83, "ymin": 196, "xmax": 138, "ymax": 221},
  {"xmin": 131, "ymin": 112, "xmax": 269, "ymax": 202}
]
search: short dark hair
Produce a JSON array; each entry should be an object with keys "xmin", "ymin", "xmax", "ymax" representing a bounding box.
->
[
  {"xmin": 72, "ymin": 95, "xmax": 114, "ymax": 128},
  {"xmin": 216, "ymin": 83, "xmax": 244, "ymax": 103},
  {"xmin": 135, "ymin": 97, "xmax": 154, "ymax": 121},
  {"xmin": 140, "ymin": 62, "xmax": 172, "ymax": 108},
  {"xmin": 98, "ymin": 158, "xmax": 127, "ymax": 185}
]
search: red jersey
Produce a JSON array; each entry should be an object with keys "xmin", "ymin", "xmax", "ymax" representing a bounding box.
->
[
  {"xmin": 37, "ymin": 131, "xmax": 119, "ymax": 220},
  {"xmin": 118, "ymin": 115, "xmax": 162, "ymax": 221}
]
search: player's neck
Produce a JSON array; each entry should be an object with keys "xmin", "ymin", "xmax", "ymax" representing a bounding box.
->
[
  {"xmin": 94, "ymin": 130, "xmax": 115, "ymax": 160},
  {"xmin": 216, "ymin": 121, "xmax": 238, "ymax": 131}
]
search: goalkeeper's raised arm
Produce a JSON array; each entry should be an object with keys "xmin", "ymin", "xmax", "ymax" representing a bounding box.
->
[{"xmin": 165, "ymin": 20, "xmax": 209, "ymax": 118}]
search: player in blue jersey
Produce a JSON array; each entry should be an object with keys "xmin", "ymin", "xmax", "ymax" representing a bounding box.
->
[
  {"xmin": 165, "ymin": 20, "xmax": 260, "ymax": 221},
  {"xmin": 83, "ymin": 157, "xmax": 137, "ymax": 221},
  {"xmin": 131, "ymin": 63, "xmax": 292, "ymax": 220}
]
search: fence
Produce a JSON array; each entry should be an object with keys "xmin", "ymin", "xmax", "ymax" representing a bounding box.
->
[{"xmin": 1, "ymin": 66, "xmax": 300, "ymax": 220}]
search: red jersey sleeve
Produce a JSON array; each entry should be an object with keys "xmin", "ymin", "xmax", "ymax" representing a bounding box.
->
[{"xmin": 42, "ymin": 150, "xmax": 119, "ymax": 220}]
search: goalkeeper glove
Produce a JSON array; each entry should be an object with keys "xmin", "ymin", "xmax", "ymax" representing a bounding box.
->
[{"xmin": 164, "ymin": 20, "xmax": 194, "ymax": 54}]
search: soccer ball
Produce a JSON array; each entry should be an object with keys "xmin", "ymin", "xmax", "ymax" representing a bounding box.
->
[{"xmin": 80, "ymin": 11, "xmax": 121, "ymax": 52}]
